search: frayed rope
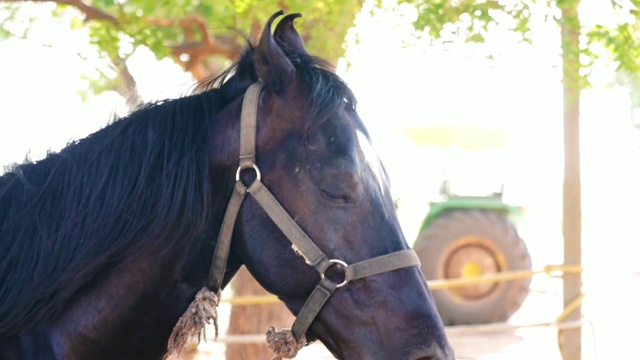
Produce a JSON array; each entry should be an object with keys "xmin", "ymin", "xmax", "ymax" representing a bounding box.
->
[
  {"xmin": 266, "ymin": 326, "xmax": 306, "ymax": 360},
  {"xmin": 164, "ymin": 287, "xmax": 221, "ymax": 359}
]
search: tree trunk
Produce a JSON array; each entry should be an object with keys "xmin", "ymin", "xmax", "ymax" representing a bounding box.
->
[
  {"xmin": 226, "ymin": 267, "xmax": 295, "ymax": 360},
  {"xmin": 113, "ymin": 57, "xmax": 144, "ymax": 111},
  {"xmin": 558, "ymin": 2, "xmax": 582, "ymax": 359}
]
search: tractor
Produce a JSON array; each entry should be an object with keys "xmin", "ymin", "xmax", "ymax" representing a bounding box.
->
[{"xmin": 402, "ymin": 125, "xmax": 532, "ymax": 326}]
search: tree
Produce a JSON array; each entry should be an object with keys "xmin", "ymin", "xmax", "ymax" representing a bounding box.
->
[
  {"xmin": 0, "ymin": 1, "xmax": 364, "ymax": 359},
  {"xmin": 0, "ymin": 0, "xmax": 363, "ymax": 109},
  {"xmin": 372, "ymin": 0, "xmax": 640, "ymax": 359}
]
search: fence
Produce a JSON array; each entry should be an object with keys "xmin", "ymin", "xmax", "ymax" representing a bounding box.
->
[{"xmin": 213, "ymin": 264, "xmax": 585, "ymax": 343}]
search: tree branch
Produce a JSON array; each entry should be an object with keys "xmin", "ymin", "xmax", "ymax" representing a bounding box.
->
[
  {"xmin": 3, "ymin": 0, "xmax": 242, "ymax": 80},
  {"xmin": 2, "ymin": 0, "xmax": 118, "ymax": 24},
  {"xmin": 112, "ymin": 57, "xmax": 144, "ymax": 110},
  {"xmin": 148, "ymin": 15, "xmax": 241, "ymax": 80}
]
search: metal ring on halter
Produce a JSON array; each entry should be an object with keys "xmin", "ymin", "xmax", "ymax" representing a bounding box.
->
[
  {"xmin": 320, "ymin": 259, "xmax": 349, "ymax": 288},
  {"xmin": 235, "ymin": 164, "xmax": 261, "ymax": 183}
]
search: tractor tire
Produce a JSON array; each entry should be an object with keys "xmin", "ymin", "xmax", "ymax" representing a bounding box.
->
[{"xmin": 414, "ymin": 209, "xmax": 531, "ymax": 325}]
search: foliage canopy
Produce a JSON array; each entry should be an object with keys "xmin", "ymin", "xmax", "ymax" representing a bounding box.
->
[{"xmin": 1, "ymin": 0, "xmax": 364, "ymax": 100}]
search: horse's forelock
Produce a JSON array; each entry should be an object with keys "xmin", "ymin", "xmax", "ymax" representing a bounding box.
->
[
  {"xmin": 292, "ymin": 55, "xmax": 357, "ymax": 136},
  {"xmin": 195, "ymin": 42, "xmax": 356, "ymax": 134}
]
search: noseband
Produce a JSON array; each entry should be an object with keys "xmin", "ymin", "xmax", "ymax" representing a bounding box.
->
[{"xmin": 169, "ymin": 82, "xmax": 421, "ymax": 359}]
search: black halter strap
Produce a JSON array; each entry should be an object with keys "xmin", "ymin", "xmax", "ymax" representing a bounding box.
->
[{"xmin": 206, "ymin": 81, "xmax": 421, "ymax": 350}]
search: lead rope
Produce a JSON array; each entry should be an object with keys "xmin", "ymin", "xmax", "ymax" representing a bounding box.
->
[{"xmin": 166, "ymin": 81, "xmax": 421, "ymax": 360}]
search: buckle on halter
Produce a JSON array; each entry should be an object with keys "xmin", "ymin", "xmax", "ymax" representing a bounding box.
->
[
  {"xmin": 320, "ymin": 259, "xmax": 349, "ymax": 288},
  {"xmin": 235, "ymin": 164, "xmax": 262, "ymax": 185}
]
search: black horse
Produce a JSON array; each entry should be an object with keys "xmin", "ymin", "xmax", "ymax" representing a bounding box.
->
[{"xmin": 0, "ymin": 11, "xmax": 453, "ymax": 360}]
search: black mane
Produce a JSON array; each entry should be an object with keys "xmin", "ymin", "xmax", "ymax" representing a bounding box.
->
[
  {"xmin": 0, "ymin": 42, "xmax": 355, "ymax": 336},
  {"xmin": 0, "ymin": 87, "xmax": 230, "ymax": 337}
]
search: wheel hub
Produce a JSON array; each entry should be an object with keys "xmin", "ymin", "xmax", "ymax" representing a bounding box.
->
[{"xmin": 443, "ymin": 239, "xmax": 500, "ymax": 300}]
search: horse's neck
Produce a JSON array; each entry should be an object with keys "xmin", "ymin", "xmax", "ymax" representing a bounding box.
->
[{"xmin": 44, "ymin": 244, "xmax": 203, "ymax": 360}]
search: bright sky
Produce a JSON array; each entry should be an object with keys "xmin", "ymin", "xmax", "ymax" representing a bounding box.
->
[{"xmin": 0, "ymin": 3, "xmax": 193, "ymax": 166}]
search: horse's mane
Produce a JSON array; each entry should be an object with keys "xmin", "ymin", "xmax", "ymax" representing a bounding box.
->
[
  {"xmin": 0, "ymin": 69, "xmax": 240, "ymax": 337},
  {"xmin": 0, "ymin": 40, "xmax": 356, "ymax": 336}
]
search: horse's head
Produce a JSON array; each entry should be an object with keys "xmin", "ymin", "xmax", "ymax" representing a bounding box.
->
[{"xmin": 211, "ymin": 11, "xmax": 454, "ymax": 360}]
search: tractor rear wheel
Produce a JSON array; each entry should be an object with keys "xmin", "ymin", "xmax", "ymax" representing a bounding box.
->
[{"xmin": 414, "ymin": 209, "xmax": 531, "ymax": 325}]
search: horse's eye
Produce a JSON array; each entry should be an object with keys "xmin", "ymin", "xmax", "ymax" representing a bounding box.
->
[
  {"xmin": 306, "ymin": 131, "xmax": 324, "ymax": 151},
  {"xmin": 320, "ymin": 183, "xmax": 353, "ymax": 204}
]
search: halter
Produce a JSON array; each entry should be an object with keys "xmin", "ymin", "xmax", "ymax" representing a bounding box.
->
[{"xmin": 168, "ymin": 82, "xmax": 421, "ymax": 359}]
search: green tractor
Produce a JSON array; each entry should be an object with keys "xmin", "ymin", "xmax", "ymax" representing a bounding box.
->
[{"xmin": 403, "ymin": 126, "xmax": 532, "ymax": 326}]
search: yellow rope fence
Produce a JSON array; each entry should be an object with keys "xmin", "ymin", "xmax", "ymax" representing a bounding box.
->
[
  {"xmin": 220, "ymin": 264, "xmax": 583, "ymax": 305},
  {"xmin": 213, "ymin": 264, "xmax": 586, "ymax": 343}
]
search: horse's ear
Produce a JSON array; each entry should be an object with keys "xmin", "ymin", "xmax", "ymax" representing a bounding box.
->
[
  {"xmin": 255, "ymin": 10, "xmax": 295, "ymax": 95},
  {"xmin": 274, "ymin": 13, "xmax": 309, "ymax": 56}
]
